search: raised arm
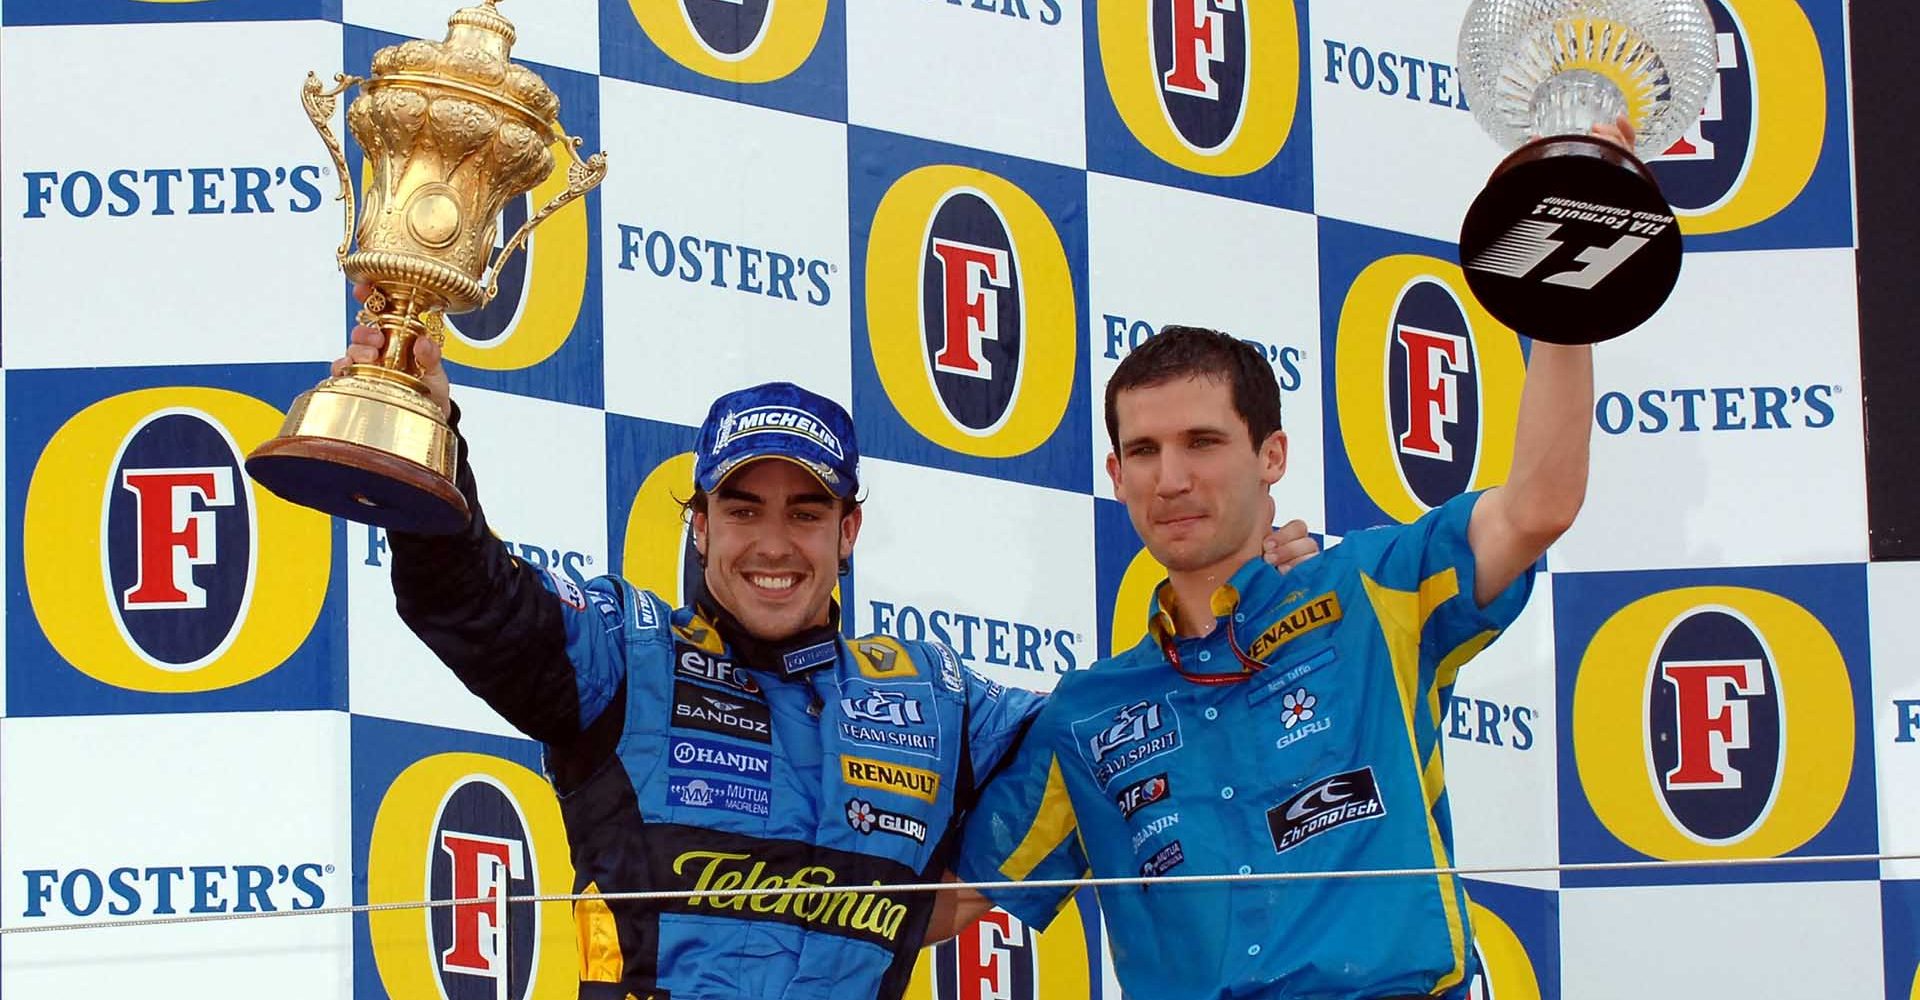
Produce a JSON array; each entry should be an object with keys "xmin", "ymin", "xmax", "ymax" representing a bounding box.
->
[{"xmin": 1465, "ymin": 343, "xmax": 1592, "ymax": 605}]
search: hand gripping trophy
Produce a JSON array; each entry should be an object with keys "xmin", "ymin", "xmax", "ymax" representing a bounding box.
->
[
  {"xmin": 246, "ymin": 0, "xmax": 606, "ymax": 533},
  {"xmin": 1456, "ymin": 0, "xmax": 1718, "ymax": 344}
]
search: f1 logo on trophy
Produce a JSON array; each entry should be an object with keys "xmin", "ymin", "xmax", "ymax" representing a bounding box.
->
[
  {"xmin": 1457, "ymin": 0, "xmax": 1718, "ymax": 344},
  {"xmin": 246, "ymin": 0, "xmax": 607, "ymax": 533}
]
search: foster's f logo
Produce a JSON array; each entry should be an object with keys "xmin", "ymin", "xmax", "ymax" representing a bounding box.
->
[
  {"xmin": 120, "ymin": 465, "xmax": 235, "ymax": 611},
  {"xmin": 1162, "ymin": 0, "xmax": 1238, "ymax": 101},
  {"xmin": 439, "ymin": 831, "xmax": 526, "ymax": 981},
  {"xmin": 931, "ymin": 238, "xmax": 1011, "ymax": 381},
  {"xmin": 1661, "ymin": 658, "xmax": 1765, "ymax": 790},
  {"xmin": 1395, "ymin": 325, "xmax": 1470, "ymax": 464}
]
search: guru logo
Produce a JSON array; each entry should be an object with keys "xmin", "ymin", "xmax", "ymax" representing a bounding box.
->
[
  {"xmin": 1573, "ymin": 586, "xmax": 1854, "ymax": 858},
  {"xmin": 23, "ymin": 388, "xmax": 330, "ymax": 693},
  {"xmin": 1097, "ymin": 0, "xmax": 1300, "ymax": 175},
  {"xmin": 366, "ymin": 754, "xmax": 575, "ymax": 1000},
  {"xmin": 1333, "ymin": 256, "xmax": 1525, "ymax": 524},
  {"xmin": 1649, "ymin": 0, "xmax": 1829, "ymax": 236},
  {"xmin": 626, "ymin": 0, "xmax": 829, "ymax": 84},
  {"xmin": 866, "ymin": 165, "xmax": 1076, "ymax": 459}
]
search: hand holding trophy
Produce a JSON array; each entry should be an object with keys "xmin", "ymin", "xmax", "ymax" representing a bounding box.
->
[
  {"xmin": 246, "ymin": 0, "xmax": 606, "ymax": 533},
  {"xmin": 1456, "ymin": 0, "xmax": 1718, "ymax": 344}
]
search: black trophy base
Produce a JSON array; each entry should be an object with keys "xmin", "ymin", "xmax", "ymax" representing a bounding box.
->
[
  {"xmin": 1459, "ymin": 134, "xmax": 1683, "ymax": 345},
  {"xmin": 246, "ymin": 437, "xmax": 471, "ymax": 536}
]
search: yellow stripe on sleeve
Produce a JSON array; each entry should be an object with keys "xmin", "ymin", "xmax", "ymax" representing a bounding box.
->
[{"xmin": 1000, "ymin": 755, "xmax": 1079, "ymax": 882}]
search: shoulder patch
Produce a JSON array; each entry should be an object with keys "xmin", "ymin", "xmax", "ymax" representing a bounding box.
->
[
  {"xmin": 1247, "ymin": 592, "xmax": 1342, "ymax": 661},
  {"xmin": 546, "ymin": 568, "xmax": 587, "ymax": 611},
  {"xmin": 850, "ymin": 635, "xmax": 918, "ymax": 680},
  {"xmin": 674, "ymin": 614, "xmax": 724, "ymax": 654},
  {"xmin": 931, "ymin": 642, "xmax": 965, "ymax": 693}
]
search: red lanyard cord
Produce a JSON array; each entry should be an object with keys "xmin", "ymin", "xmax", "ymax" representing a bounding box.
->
[{"xmin": 1157, "ymin": 617, "xmax": 1269, "ymax": 686}]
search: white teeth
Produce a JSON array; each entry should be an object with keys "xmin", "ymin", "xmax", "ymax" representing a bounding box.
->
[{"xmin": 747, "ymin": 574, "xmax": 798, "ymax": 591}]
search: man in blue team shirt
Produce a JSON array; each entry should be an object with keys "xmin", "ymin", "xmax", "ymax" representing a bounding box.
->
[{"xmin": 948, "ymin": 321, "xmax": 1593, "ymax": 998}]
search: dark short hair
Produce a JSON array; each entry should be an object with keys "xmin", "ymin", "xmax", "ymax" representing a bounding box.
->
[{"xmin": 1104, "ymin": 325, "xmax": 1282, "ymax": 454}]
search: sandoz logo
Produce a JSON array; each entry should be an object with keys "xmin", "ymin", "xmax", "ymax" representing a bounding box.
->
[{"xmin": 21, "ymin": 165, "xmax": 327, "ymax": 219}]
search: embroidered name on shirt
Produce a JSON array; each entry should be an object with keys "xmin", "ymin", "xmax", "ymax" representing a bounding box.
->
[{"xmin": 1247, "ymin": 593, "xmax": 1343, "ymax": 661}]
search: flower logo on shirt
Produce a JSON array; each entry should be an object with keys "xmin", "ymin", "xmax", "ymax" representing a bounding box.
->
[
  {"xmin": 847, "ymin": 799, "xmax": 876, "ymax": 833},
  {"xmin": 1282, "ymin": 690, "xmax": 1317, "ymax": 729}
]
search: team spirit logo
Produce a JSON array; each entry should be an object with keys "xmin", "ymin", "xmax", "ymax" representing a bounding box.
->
[
  {"xmin": 1572, "ymin": 586, "xmax": 1854, "ymax": 858},
  {"xmin": 1074, "ymin": 697, "xmax": 1182, "ymax": 789},
  {"xmin": 1334, "ymin": 255, "xmax": 1526, "ymax": 524},
  {"xmin": 365, "ymin": 753, "xmax": 575, "ymax": 1000},
  {"xmin": 1096, "ymin": 0, "xmax": 1301, "ymax": 175},
  {"xmin": 1465, "ymin": 900, "xmax": 1545, "ymax": 1000},
  {"xmin": 866, "ymin": 165, "xmax": 1076, "ymax": 459},
  {"xmin": 625, "ymin": 0, "xmax": 829, "ymax": 83},
  {"xmin": 21, "ymin": 388, "xmax": 330, "ymax": 693},
  {"xmin": 1649, "ymin": 0, "xmax": 1829, "ymax": 236},
  {"xmin": 907, "ymin": 897, "xmax": 1095, "ymax": 1000}
]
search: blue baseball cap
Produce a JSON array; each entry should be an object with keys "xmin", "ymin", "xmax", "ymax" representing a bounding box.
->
[{"xmin": 694, "ymin": 382, "xmax": 860, "ymax": 500}]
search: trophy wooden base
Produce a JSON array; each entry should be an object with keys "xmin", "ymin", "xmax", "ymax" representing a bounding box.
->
[
  {"xmin": 246, "ymin": 372, "xmax": 470, "ymax": 535},
  {"xmin": 1459, "ymin": 133, "xmax": 1683, "ymax": 345}
]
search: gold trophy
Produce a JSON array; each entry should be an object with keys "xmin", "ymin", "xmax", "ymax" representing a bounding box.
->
[{"xmin": 246, "ymin": 0, "xmax": 606, "ymax": 534}]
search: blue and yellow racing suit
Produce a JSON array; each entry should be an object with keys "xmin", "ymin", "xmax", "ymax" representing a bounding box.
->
[
  {"xmin": 391, "ymin": 424, "xmax": 1041, "ymax": 1000},
  {"xmin": 954, "ymin": 491, "xmax": 1534, "ymax": 1000}
]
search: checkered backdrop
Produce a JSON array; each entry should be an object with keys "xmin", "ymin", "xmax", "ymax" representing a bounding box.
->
[{"xmin": 1, "ymin": 2, "xmax": 1902, "ymax": 999}]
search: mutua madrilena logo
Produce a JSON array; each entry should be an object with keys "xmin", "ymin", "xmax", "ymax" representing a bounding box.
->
[{"xmin": 22, "ymin": 387, "xmax": 331, "ymax": 694}]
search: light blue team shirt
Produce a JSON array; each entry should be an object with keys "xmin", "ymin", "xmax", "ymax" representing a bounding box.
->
[{"xmin": 955, "ymin": 491, "xmax": 1535, "ymax": 1000}]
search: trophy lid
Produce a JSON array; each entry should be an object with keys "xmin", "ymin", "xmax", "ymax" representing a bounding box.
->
[{"xmin": 447, "ymin": 0, "xmax": 516, "ymax": 55}]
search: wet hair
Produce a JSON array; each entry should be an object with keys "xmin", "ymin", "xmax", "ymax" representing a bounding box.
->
[{"xmin": 1104, "ymin": 325, "xmax": 1283, "ymax": 454}]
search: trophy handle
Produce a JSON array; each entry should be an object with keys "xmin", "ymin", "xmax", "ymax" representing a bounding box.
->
[
  {"xmin": 301, "ymin": 71, "xmax": 364, "ymax": 269},
  {"xmin": 481, "ymin": 129, "xmax": 608, "ymax": 305}
]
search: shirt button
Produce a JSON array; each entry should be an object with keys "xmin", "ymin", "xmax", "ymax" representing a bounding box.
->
[
  {"xmin": 1237, "ymin": 865, "xmax": 1252, "ymax": 876},
  {"xmin": 1247, "ymin": 944, "xmax": 1262, "ymax": 957},
  {"xmin": 1220, "ymin": 786, "xmax": 1235, "ymax": 800},
  {"xmin": 1204, "ymin": 707, "xmax": 1219, "ymax": 721},
  {"xmin": 1233, "ymin": 613, "xmax": 1245, "ymax": 623},
  {"xmin": 1198, "ymin": 650, "xmax": 1212, "ymax": 662}
]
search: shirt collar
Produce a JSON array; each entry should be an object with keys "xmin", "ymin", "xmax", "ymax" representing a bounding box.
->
[{"xmin": 1145, "ymin": 554, "xmax": 1289, "ymax": 647}]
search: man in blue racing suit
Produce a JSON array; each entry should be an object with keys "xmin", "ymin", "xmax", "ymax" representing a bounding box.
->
[{"xmin": 340, "ymin": 312, "xmax": 1324, "ymax": 999}]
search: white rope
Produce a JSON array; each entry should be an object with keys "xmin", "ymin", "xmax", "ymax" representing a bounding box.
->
[{"xmin": 3, "ymin": 850, "xmax": 1913, "ymax": 937}]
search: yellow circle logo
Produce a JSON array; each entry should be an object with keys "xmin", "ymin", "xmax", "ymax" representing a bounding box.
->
[
  {"xmin": 866, "ymin": 165, "xmax": 1076, "ymax": 459},
  {"xmin": 623, "ymin": 451, "xmax": 699, "ymax": 608},
  {"xmin": 1333, "ymin": 255, "xmax": 1525, "ymax": 525},
  {"xmin": 1572, "ymin": 586, "xmax": 1852, "ymax": 858},
  {"xmin": 366, "ymin": 752, "xmax": 576, "ymax": 1000},
  {"xmin": 22, "ymin": 387, "xmax": 330, "ymax": 692},
  {"xmin": 1651, "ymin": 0, "xmax": 1827, "ymax": 235},
  {"xmin": 627, "ymin": 0, "xmax": 829, "ymax": 83},
  {"xmin": 1096, "ymin": 0, "xmax": 1300, "ymax": 175},
  {"xmin": 1467, "ymin": 900, "xmax": 1542, "ymax": 1000}
]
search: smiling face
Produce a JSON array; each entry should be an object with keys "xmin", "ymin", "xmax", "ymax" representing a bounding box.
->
[
  {"xmin": 1107, "ymin": 374, "xmax": 1287, "ymax": 576},
  {"xmin": 691, "ymin": 458, "xmax": 860, "ymax": 641}
]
